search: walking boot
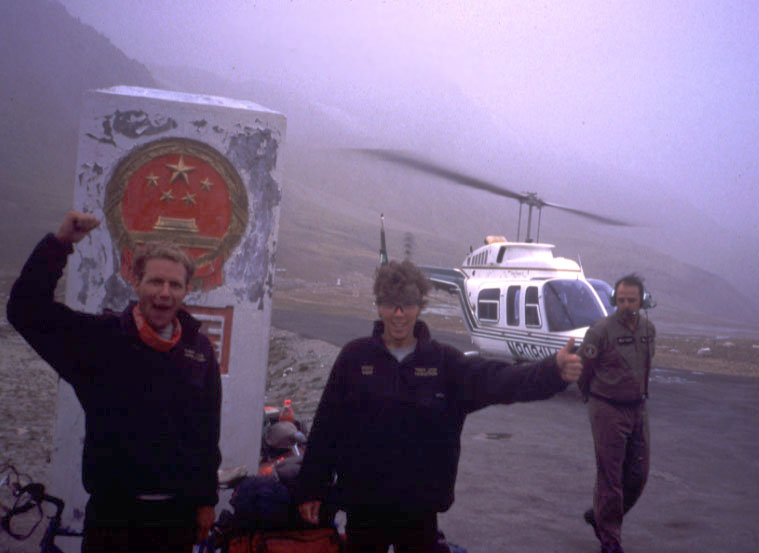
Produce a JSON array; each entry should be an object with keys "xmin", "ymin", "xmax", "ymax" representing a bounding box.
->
[{"xmin": 583, "ymin": 508, "xmax": 602, "ymax": 541}]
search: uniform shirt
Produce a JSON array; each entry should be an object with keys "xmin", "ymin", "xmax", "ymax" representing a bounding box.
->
[{"xmin": 580, "ymin": 310, "xmax": 656, "ymax": 403}]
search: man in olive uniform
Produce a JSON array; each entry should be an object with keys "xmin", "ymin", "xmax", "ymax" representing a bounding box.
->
[{"xmin": 579, "ymin": 274, "xmax": 655, "ymax": 553}]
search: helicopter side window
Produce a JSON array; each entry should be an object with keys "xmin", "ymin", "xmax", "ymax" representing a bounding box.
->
[
  {"xmin": 544, "ymin": 279, "xmax": 606, "ymax": 331},
  {"xmin": 506, "ymin": 286, "xmax": 520, "ymax": 326},
  {"xmin": 497, "ymin": 246, "xmax": 506, "ymax": 264},
  {"xmin": 477, "ymin": 288, "xmax": 500, "ymax": 322},
  {"xmin": 525, "ymin": 286, "xmax": 541, "ymax": 327}
]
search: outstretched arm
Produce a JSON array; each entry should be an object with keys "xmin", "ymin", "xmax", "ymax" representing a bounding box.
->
[
  {"xmin": 7, "ymin": 211, "xmax": 102, "ymax": 382},
  {"xmin": 453, "ymin": 337, "xmax": 581, "ymax": 412}
]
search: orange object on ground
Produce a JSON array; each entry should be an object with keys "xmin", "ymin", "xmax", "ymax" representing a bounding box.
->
[{"xmin": 279, "ymin": 399, "xmax": 295, "ymax": 423}]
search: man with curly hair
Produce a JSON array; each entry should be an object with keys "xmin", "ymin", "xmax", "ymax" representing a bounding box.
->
[{"xmin": 296, "ymin": 260, "xmax": 582, "ymax": 553}]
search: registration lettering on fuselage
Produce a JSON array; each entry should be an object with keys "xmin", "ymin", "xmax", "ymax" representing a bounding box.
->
[{"xmin": 505, "ymin": 340, "xmax": 557, "ymax": 361}]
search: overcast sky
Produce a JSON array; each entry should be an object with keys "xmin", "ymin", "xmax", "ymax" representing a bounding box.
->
[{"xmin": 58, "ymin": 0, "xmax": 758, "ymax": 248}]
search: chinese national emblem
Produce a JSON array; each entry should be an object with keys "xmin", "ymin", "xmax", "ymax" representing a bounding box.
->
[{"xmin": 105, "ymin": 138, "xmax": 248, "ymax": 291}]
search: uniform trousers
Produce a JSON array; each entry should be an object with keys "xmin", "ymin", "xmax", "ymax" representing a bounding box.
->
[{"xmin": 588, "ymin": 396, "xmax": 650, "ymax": 548}]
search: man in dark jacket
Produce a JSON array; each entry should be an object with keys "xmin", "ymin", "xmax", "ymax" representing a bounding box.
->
[
  {"xmin": 7, "ymin": 211, "xmax": 222, "ymax": 553},
  {"xmin": 296, "ymin": 260, "xmax": 582, "ymax": 553},
  {"xmin": 579, "ymin": 274, "xmax": 655, "ymax": 553}
]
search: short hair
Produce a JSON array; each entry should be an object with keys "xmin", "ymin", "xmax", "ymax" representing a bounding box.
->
[
  {"xmin": 132, "ymin": 242, "xmax": 195, "ymax": 286},
  {"xmin": 373, "ymin": 260, "xmax": 432, "ymax": 309},
  {"xmin": 614, "ymin": 273, "xmax": 644, "ymax": 300}
]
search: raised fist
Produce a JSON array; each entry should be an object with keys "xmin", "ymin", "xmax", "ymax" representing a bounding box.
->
[{"xmin": 54, "ymin": 210, "xmax": 101, "ymax": 245}]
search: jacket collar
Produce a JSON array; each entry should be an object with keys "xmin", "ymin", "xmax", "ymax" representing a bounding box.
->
[
  {"xmin": 371, "ymin": 319, "xmax": 432, "ymax": 349},
  {"xmin": 121, "ymin": 301, "xmax": 201, "ymax": 341}
]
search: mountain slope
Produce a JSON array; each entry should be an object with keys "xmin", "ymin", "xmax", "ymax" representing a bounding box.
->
[{"xmin": 0, "ymin": 0, "xmax": 157, "ymax": 269}]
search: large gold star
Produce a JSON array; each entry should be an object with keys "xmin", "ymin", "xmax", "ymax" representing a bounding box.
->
[
  {"xmin": 165, "ymin": 155, "xmax": 195, "ymax": 185},
  {"xmin": 182, "ymin": 192, "xmax": 197, "ymax": 206},
  {"xmin": 160, "ymin": 189, "xmax": 174, "ymax": 203},
  {"xmin": 145, "ymin": 172, "xmax": 160, "ymax": 187},
  {"xmin": 200, "ymin": 177, "xmax": 214, "ymax": 191}
]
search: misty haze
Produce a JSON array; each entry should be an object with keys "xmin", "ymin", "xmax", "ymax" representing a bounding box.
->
[
  {"xmin": 1, "ymin": 4, "xmax": 759, "ymax": 553},
  {"xmin": 2, "ymin": 0, "xmax": 758, "ymax": 334}
]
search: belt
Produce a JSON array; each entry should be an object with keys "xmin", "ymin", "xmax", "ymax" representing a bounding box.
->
[
  {"xmin": 136, "ymin": 493, "xmax": 176, "ymax": 501},
  {"xmin": 589, "ymin": 393, "xmax": 645, "ymax": 407}
]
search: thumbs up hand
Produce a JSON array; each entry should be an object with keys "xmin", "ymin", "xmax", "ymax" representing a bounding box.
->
[{"xmin": 557, "ymin": 337, "xmax": 582, "ymax": 383}]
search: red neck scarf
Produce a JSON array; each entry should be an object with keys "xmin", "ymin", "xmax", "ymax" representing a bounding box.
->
[{"xmin": 132, "ymin": 305, "xmax": 182, "ymax": 352}]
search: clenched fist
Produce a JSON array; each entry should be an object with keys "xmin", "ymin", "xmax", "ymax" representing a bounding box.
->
[{"xmin": 54, "ymin": 210, "xmax": 101, "ymax": 245}]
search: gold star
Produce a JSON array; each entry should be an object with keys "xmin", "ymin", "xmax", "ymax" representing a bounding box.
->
[
  {"xmin": 200, "ymin": 177, "xmax": 214, "ymax": 191},
  {"xmin": 145, "ymin": 172, "xmax": 160, "ymax": 187},
  {"xmin": 182, "ymin": 192, "xmax": 197, "ymax": 205},
  {"xmin": 160, "ymin": 189, "xmax": 174, "ymax": 203},
  {"xmin": 165, "ymin": 155, "xmax": 195, "ymax": 185}
]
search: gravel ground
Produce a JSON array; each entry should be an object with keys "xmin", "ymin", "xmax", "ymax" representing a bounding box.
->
[{"xmin": 0, "ymin": 320, "xmax": 59, "ymax": 553}]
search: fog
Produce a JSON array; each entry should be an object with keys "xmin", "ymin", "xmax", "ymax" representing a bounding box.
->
[{"xmin": 56, "ymin": 0, "xmax": 759, "ymax": 300}]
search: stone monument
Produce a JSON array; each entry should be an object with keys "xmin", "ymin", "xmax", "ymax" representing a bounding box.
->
[{"xmin": 48, "ymin": 86, "xmax": 286, "ymax": 544}]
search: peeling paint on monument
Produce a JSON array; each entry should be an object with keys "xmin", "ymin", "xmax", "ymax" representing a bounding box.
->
[
  {"xmin": 76, "ymin": 257, "xmax": 100, "ymax": 306},
  {"xmin": 88, "ymin": 110, "xmax": 179, "ymax": 142},
  {"xmin": 226, "ymin": 129, "xmax": 282, "ymax": 306}
]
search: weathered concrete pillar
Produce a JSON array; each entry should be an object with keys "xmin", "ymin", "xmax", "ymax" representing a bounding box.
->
[{"xmin": 49, "ymin": 86, "xmax": 286, "ymax": 542}]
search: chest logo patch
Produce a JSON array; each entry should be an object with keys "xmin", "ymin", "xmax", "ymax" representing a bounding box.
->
[
  {"xmin": 184, "ymin": 349, "xmax": 206, "ymax": 363},
  {"xmin": 414, "ymin": 367, "xmax": 438, "ymax": 377},
  {"xmin": 360, "ymin": 365, "xmax": 374, "ymax": 376},
  {"xmin": 582, "ymin": 344, "xmax": 598, "ymax": 359},
  {"xmin": 617, "ymin": 336, "xmax": 635, "ymax": 345}
]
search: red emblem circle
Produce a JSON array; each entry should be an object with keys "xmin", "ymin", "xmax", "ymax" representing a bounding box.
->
[{"xmin": 105, "ymin": 138, "xmax": 248, "ymax": 291}]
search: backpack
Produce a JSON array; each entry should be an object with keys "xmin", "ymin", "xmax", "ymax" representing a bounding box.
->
[{"xmin": 242, "ymin": 528, "xmax": 342, "ymax": 553}]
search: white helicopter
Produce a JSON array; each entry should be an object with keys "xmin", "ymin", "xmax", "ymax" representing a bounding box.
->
[{"xmin": 357, "ymin": 149, "xmax": 637, "ymax": 362}]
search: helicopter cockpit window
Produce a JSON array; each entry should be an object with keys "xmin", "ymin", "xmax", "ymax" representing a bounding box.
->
[
  {"xmin": 544, "ymin": 279, "xmax": 606, "ymax": 331},
  {"xmin": 477, "ymin": 288, "xmax": 500, "ymax": 322},
  {"xmin": 588, "ymin": 278, "xmax": 615, "ymax": 313},
  {"xmin": 506, "ymin": 286, "xmax": 520, "ymax": 326},
  {"xmin": 525, "ymin": 286, "xmax": 541, "ymax": 327}
]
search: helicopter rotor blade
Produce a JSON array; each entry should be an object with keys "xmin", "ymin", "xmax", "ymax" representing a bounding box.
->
[
  {"xmin": 346, "ymin": 148, "xmax": 632, "ymax": 228},
  {"xmin": 540, "ymin": 200, "xmax": 632, "ymax": 226},
  {"xmin": 346, "ymin": 148, "xmax": 528, "ymax": 203}
]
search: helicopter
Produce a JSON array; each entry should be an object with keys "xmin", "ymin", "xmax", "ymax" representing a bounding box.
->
[{"xmin": 353, "ymin": 149, "xmax": 638, "ymax": 362}]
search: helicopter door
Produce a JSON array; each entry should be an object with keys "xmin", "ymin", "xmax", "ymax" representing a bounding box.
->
[{"xmin": 525, "ymin": 286, "xmax": 542, "ymax": 328}]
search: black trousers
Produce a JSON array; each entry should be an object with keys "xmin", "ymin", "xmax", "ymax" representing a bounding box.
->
[
  {"xmin": 345, "ymin": 509, "xmax": 440, "ymax": 553},
  {"xmin": 82, "ymin": 495, "xmax": 196, "ymax": 553}
]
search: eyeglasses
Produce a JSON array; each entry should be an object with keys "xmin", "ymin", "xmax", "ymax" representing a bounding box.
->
[{"xmin": 378, "ymin": 302, "xmax": 420, "ymax": 313}]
